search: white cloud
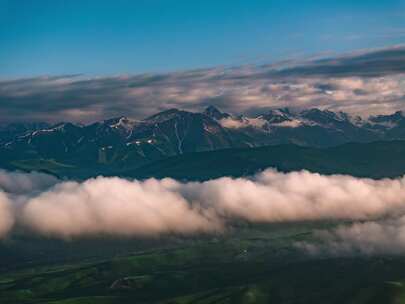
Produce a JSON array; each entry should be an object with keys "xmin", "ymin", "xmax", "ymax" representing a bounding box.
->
[
  {"xmin": 300, "ymin": 217, "xmax": 405, "ymax": 256},
  {"xmin": 0, "ymin": 169, "xmax": 59, "ymax": 194},
  {"xmin": 2, "ymin": 169, "xmax": 405, "ymax": 244},
  {"xmin": 0, "ymin": 191, "xmax": 14, "ymax": 238},
  {"xmin": 21, "ymin": 178, "xmax": 220, "ymax": 238},
  {"xmin": 271, "ymin": 119, "xmax": 303, "ymax": 128},
  {"xmin": 219, "ymin": 117, "xmax": 266, "ymax": 129}
]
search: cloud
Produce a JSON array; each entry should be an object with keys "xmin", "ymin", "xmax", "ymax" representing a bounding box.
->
[
  {"xmin": 1, "ymin": 46, "xmax": 405, "ymax": 123},
  {"xmin": 0, "ymin": 169, "xmax": 59, "ymax": 194},
  {"xmin": 300, "ymin": 217, "xmax": 405, "ymax": 256},
  {"xmin": 21, "ymin": 178, "xmax": 220, "ymax": 238},
  {"xmin": 0, "ymin": 192, "xmax": 14, "ymax": 238},
  {"xmin": 276, "ymin": 44, "xmax": 405, "ymax": 77},
  {"xmin": 271, "ymin": 119, "xmax": 302, "ymax": 128},
  {"xmin": 218, "ymin": 117, "xmax": 266, "ymax": 129},
  {"xmin": 2, "ymin": 169, "xmax": 405, "ymax": 244}
]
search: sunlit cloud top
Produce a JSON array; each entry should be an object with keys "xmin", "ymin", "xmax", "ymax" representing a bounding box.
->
[{"xmin": 1, "ymin": 46, "xmax": 405, "ymax": 123}]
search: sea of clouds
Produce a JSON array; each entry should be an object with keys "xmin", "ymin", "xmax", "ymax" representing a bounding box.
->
[{"xmin": 2, "ymin": 169, "xmax": 405, "ymax": 255}]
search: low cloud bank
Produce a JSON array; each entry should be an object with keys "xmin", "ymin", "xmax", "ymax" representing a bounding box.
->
[
  {"xmin": 0, "ymin": 169, "xmax": 58, "ymax": 194},
  {"xmin": 2, "ymin": 169, "xmax": 405, "ymax": 250},
  {"xmin": 299, "ymin": 217, "xmax": 405, "ymax": 256},
  {"xmin": 21, "ymin": 178, "xmax": 220, "ymax": 238},
  {"xmin": 0, "ymin": 192, "xmax": 13, "ymax": 237}
]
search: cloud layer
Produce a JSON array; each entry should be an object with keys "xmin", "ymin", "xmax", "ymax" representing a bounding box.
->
[
  {"xmin": 0, "ymin": 192, "xmax": 13, "ymax": 237},
  {"xmin": 1, "ymin": 46, "xmax": 405, "ymax": 123},
  {"xmin": 300, "ymin": 217, "xmax": 405, "ymax": 256},
  {"xmin": 3, "ymin": 168, "xmax": 405, "ymax": 253},
  {"xmin": 0, "ymin": 169, "xmax": 59, "ymax": 194},
  {"xmin": 21, "ymin": 178, "xmax": 219, "ymax": 238}
]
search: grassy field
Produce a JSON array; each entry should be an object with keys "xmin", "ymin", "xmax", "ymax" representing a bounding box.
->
[{"xmin": 2, "ymin": 223, "xmax": 405, "ymax": 303}]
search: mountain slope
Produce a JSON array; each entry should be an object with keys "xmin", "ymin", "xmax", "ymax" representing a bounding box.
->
[{"xmin": 124, "ymin": 140, "xmax": 405, "ymax": 180}]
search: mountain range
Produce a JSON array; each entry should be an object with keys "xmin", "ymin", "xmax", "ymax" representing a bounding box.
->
[{"xmin": 2, "ymin": 106, "xmax": 405, "ymax": 178}]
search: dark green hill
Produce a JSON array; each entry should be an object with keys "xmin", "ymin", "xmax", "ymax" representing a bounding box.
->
[
  {"xmin": 4, "ymin": 140, "xmax": 405, "ymax": 180},
  {"xmin": 125, "ymin": 140, "xmax": 405, "ymax": 180}
]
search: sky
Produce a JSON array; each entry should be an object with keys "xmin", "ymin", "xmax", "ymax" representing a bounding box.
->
[
  {"xmin": 2, "ymin": 0, "xmax": 405, "ymax": 78},
  {"xmin": 1, "ymin": 1, "xmax": 405, "ymax": 122}
]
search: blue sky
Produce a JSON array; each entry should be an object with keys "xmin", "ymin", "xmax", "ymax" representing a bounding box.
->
[{"xmin": 1, "ymin": 0, "xmax": 405, "ymax": 77}]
